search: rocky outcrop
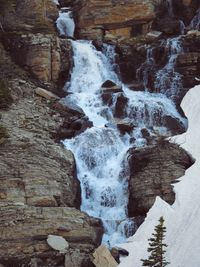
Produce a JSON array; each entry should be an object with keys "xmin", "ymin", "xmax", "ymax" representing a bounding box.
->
[
  {"xmin": 128, "ymin": 140, "xmax": 194, "ymax": 217},
  {"xmin": 0, "ymin": 76, "xmax": 103, "ymax": 267},
  {"xmin": 0, "ymin": 204, "xmax": 103, "ymax": 267},
  {"xmin": 75, "ymin": 0, "xmax": 157, "ymax": 40},
  {"xmin": 2, "ymin": 33, "xmax": 72, "ymax": 86},
  {"xmin": 1, "ymin": 0, "xmax": 58, "ymax": 33}
]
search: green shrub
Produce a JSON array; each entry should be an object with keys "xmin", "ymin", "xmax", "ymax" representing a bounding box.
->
[{"xmin": 0, "ymin": 79, "xmax": 13, "ymax": 109}]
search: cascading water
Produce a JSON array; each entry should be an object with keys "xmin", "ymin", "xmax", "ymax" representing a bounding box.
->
[
  {"xmin": 62, "ymin": 40, "xmax": 186, "ymax": 246},
  {"xmin": 137, "ymin": 47, "xmax": 154, "ymax": 91},
  {"xmin": 189, "ymin": 9, "xmax": 200, "ymax": 30},
  {"xmin": 155, "ymin": 37, "xmax": 183, "ymax": 100},
  {"xmin": 57, "ymin": 6, "xmax": 187, "ymax": 247},
  {"xmin": 56, "ymin": 9, "xmax": 75, "ymax": 37}
]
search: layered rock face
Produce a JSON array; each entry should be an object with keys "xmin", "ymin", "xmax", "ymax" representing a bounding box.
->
[
  {"xmin": 0, "ymin": 205, "xmax": 102, "ymax": 267},
  {"xmin": 128, "ymin": 141, "xmax": 194, "ymax": 217},
  {"xmin": 2, "ymin": 0, "xmax": 72, "ymax": 87},
  {"xmin": 0, "ymin": 75, "xmax": 103, "ymax": 266},
  {"xmin": 3, "ymin": 34, "xmax": 72, "ymax": 85},
  {"xmin": 75, "ymin": 0, "xmax": 156, "ymax": 40},
  {"xmin": 0, "ymin": 2, "xmax": 103, "ymax": 264}
]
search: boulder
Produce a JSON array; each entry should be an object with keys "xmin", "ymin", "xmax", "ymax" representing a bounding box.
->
[
  {"xmin": 101, "ymin": 80, "xmax": 117, "ymax": 88},
  {"xmin": 101, "ymin": 81, "xmax": 123, "ymax": 105},
  {"xmin": 128, "ymin": 140, "xmax": 194, "ymax": 217},
  {"xmin": 162, "ymin": 115, "xmax": 186, "ymax": 134},
  {"xmin": 93, "ymin": 245, "xmax": 118, "ymax": 267},
  {"xmin": 116, "ymin": 119, "xmax": 135, "ymax": 135},
  {"xmin": 146, "ymin": 30, "xmax": 162, "ymax": 41},
  {"xmin": 35, "ymin": 87, "xmax": 60, "ymax": 100},
  {"xmin": 113, "ymin": 93, "xmax": 129, "ymax": 118},
  {"xmin": 47, "ymin": 235, "xmax": 69, "ymax": 253}
]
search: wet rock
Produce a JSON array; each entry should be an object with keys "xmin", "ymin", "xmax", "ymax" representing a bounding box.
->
[
  {"xmin": 141, "ymin": 128, "xmax": 150, "ymax": 140},
  {"xmin": 101, "ymin": 80, "xmax": 117, "ymax": 88},
  {"xmin": 162, "ymin": 115, "xmax": 186, "ymax": 134},
  {"xmin": 128, "ymin": 140, "xmax": 194, "ymax": 217},
  {"xmin": 101, "ymin": 81, "xmax": 123, "ymax": 105},
  {"xmin": 126, "ymin": 81, "xmax": 145, "ymax": 92},
  {"xmin": 113, "ymin": 93, "xmax": 128, "ymax": 118},
  {"xmin": 60, "ymin": 99, "xmax": 85, "ymax": 116},
  {"xmin": 153, "ymin": 18, "xmax": 182, "ymax": 36},
  {"xmin": 116, "ymin": 119, "xmax": 135, "ymax": 135},
  {"xmin": 57, "ymin": 117, "xmax": 93, "ymax": 140}
]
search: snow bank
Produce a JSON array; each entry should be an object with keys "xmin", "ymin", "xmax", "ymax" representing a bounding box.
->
[{"xmin": 118, "ymin": 85, "xmax": 200, "ymax": 267}]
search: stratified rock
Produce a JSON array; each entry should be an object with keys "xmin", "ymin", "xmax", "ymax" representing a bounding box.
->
[
  {"xmin": 0, "ymin": 80, "xmax": 81, "ymax": 209},
  {"xmin": 0, "ymin": 78, "xmax": 104, "ymax": 267},
  {"xmin": 76, "ymin": 0, "xmax": 156, "ymax": 40},
  {"xmin": 128, "ymin": 140, "xmax": 194, "ymax": 217},
  {"xmin": 93, "ymin": 245, "xmax": 118, "ymax": 267},
  {"xmin": 2, "ymin": 34, "xmax": 72, "ymax": 85},
  {"xmin": 0, "ymin": 204, "xmax": 103, "ymax": 267},
  {"xmin": 2, "ymin": 0, "xmax": 58, "ymax": 33}
]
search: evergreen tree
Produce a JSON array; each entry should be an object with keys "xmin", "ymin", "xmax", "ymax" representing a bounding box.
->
[{"xmin": 141, "ymin": 216, "xmax": 170, "ymax": 267}]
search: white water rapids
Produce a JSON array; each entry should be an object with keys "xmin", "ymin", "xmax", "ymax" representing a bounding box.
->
[
  {"xmin": 63, "ymin": 40, "xmax": 185, "ymax": 246},
  {"xmin": 55, "ymin": 10, "xmax": 187, "ymax": 246}
]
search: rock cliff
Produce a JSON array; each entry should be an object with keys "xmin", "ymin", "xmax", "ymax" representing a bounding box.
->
[
  {"xmin": 0, "ymin": 0, "xmax": 199, "ymax": 266},
  {"xmin": 0, "ymin": 1, "xmax": 103, "ymax": 266}
]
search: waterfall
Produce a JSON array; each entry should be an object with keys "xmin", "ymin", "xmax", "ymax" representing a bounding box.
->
[
  {"xmin": 62, "ymin": 40, "xmax": 186, "ymax": 246},
  {"xmin": 155, "ymin": 37, "xmax": 183, "ymax": 100},
  {"xmin": 56, "ymin": 9, "xmax": 75, "ymax": 37},
  {"xmin": 190, "ymin": 9, "xmax": 200, "ymax": 30},
  {"xmin": 136, "ymin": 47, "xmax": 154, "ymax": 91}
]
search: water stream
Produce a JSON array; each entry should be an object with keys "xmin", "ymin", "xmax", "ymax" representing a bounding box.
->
[{"xmin": 56, "ymin": 10, "xmax": 187, "ymax": 246}]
